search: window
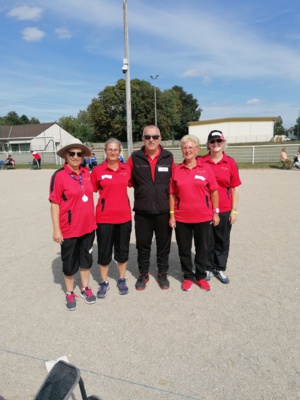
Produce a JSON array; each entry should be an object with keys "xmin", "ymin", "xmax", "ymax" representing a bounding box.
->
[{"xmin": 20, "ymin": 143, "xmax": 30, "ymax": 152}]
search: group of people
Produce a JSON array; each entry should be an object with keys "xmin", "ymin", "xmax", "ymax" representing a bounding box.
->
[
  {"xmin": 280, "ymin": 146, "xmax": 300, "ymax": 169},
  {"xmin": 49, "ymin": 126, "xmax": 241, "ymax": 311}
]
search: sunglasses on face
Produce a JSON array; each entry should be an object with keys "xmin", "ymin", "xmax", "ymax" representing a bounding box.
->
[
  {"xmin": 143, "ymin": 135, "xmax": 160, "ymax": 140},
  {"xmin": 67, "ymin": 151, "xmax": 83, "ymax": 157},
  {"xmin": 209, "ymin": 139, "xmax": 223, "ymax": 144}
]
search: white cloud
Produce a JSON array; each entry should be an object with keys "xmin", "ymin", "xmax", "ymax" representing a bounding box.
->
[
  {"xmin": 7, "ymin": 5, "xmax": 42, "ymax": 21},
  {"xmin": 54, "ymin": 27, "xmax": 72, "ymax": 39},
  {"xmin": 246, "ymin": 99, "xmax": 261, "ymax": 105},
  {"xmin": 22, "ymin": 27, "xmax": 45, "ymax": 42}
]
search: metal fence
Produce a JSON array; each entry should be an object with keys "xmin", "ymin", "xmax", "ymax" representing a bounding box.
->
[{"xmin": 1, "ymin": 142, "xmax": 298, "ymax": 167}]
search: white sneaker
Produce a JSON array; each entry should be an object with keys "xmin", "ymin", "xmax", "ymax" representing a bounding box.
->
[
  {"xmin": 215, "ymin": 270, "xmax": 230, "ymax": 284},
  {"xmin": 205, "ymin": 271, "xmax": 214, "ymax": 281}
]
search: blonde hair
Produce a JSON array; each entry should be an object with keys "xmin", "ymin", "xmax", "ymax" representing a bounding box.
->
[{"xmin": 180, "ymin": 134, "xmax": 200, "ymax": 147}]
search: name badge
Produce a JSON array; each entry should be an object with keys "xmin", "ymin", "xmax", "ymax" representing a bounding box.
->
[
  {"xmin": 158, "ymin": 167, "xmax": 169, "ymax": 172},
  {"xmin": 101, "ymin": 174, "xmax": 112, "ymax": 179},
  {"xmin": 195, "ymin": 175, "xmax": 205, "ymax": 181}
]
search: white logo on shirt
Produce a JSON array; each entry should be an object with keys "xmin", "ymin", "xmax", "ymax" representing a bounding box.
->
[
  {"xmin": 195, "ymin": 175, "xmax": 205, "ymax": 181},
  {"xmin": 101, "ymin": 174, "xmax": 113, "ymax": 179}
]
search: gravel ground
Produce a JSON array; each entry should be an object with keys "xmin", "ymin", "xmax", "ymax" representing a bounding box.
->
[{"xmin": 0, "ymin": 168, "xmax": 299, "ymax": 400}]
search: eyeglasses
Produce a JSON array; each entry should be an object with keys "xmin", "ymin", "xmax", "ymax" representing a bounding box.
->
[
  {"xmin": 209, "ymin": 139, "xmax": 223, "ymax": 144},
  {"xmin": 67, "ymin": 151, "xmax": 83, "ymax": 157},
  {"xmin": 143, "ymin": 135, "xmax": 160, "ymax": 140},
  {"xmin": 106, "ymin": 149, "xmax": 120, "ymax": 153}
]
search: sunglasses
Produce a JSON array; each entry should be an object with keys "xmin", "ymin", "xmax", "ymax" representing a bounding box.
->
[
  {"xmin": 67, "ymin": 151, "xmax": 83, "ymax": 157},
  {"xmin": 209, "ymin": 139, "xmax": 223, "ymax": 144},
  {"xmin": 143, "ymin": 135, "xmax": 160, "ymax": 140}
]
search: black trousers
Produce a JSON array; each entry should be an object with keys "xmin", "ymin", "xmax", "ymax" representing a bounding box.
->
[
  {"xmin": 207, "ymin": 211, "xmax": 232, "ymax": 272},
  {"xmin": 175, "ymin": 221, "xmax": 211, "ymax": 281},
  {"xmin": 134, "ymin": 213, "xmax": 172, "ymax": 274}
]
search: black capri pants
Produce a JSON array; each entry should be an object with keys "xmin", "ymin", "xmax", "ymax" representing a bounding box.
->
[{"xmin": 96, "ymin": 221, "xmax": 132, "ymax": 265}]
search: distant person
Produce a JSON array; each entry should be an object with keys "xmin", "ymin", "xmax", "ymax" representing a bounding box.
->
[
  {"xmin": 201, "ymin": 130, "xmax": 242, "ymax": 284},
  {"xmin": 280, "ymin": 147, "xmax": 293, "ymax": 169},
  {"xmin": 293, "ymin": 147, "xmax": 300, "ymax": 169},
  {"xmin": 127, "ymin": 125, "xmax": 174, "ymax": 290},
  {"xmin": 91, "ymin": 138, "xmax": 132, "ymax": 298},
  {"xmin": 31, "ymin": 150, "xmax": 41, "ymax": 169},
  {"xmin": 89, "ymin": 152, "xmax": 98, "ymax": 170},
  {"xmin": 49, "ymin": 138, "xmax": 97, "ymax": 311},
  {"xmin": 4, "ymin": 154, "xmax": 16, "ymax": 168}
]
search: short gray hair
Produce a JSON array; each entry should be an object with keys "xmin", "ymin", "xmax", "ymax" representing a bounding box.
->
[{"xmin": 104, "ymin": 138, "xmax": 122, "ymax": 151}]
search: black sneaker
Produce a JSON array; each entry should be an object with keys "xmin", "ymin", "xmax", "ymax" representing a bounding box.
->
[
  {"xmin": 157, "ymin": 272, "xmax": 170, "ymax": 290},
  {"xmin": 66, "ymin": 292, "xmax": 77, "ymax": 311},
  {"xmin": 135, "ymin": 273, "xmax": 149, "ymax": 291},
  {"xmin": 80, "ymin": 286, "xmax": 96, "ymax": 304}
]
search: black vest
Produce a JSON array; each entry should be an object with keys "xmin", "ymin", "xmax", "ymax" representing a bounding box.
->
[{"xmin": 131, "ymin": 146, "xmax": 173, "ymax": 214}]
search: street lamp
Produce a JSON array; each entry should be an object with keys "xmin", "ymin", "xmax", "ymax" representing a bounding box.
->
[
  {"xmin": 298, "ymin": 110, "xmax": 300, "ymax": 139},
  {"xmin": 123, "ymin": 0, "xmax": 133, "ymax": 156},
  {"xmin": 150, "ymin": 75, "xmax": 159, "ymax": 126}
]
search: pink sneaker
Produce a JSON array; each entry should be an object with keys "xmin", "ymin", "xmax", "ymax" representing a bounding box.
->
[
  {"xmin": 195, "ymin": 279, "xmax": 210, "ymax": 291},
  {"xmin": 181, "ymin": 279, "xmax": 193, "ymax": 291}
]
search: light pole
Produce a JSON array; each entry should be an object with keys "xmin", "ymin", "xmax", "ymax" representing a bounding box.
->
[
  {"xmin": 123, "ymin": 0, "xmax": 133, "ymax": 156},
  {"xmin": 298, "ymin": 110, "xmax": 300, "ymax": 139},
  {"xmin": 150, "ymin": 75, "xmax": 159, "ymax": 126}
]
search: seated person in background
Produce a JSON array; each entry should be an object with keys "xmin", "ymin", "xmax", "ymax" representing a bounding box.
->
[
  {"xmin": 89, "ymin": 152, "xmax": 97, "ymax": 170},
  {"xmin": 280, "ymin": 147, "xmax": 293, "ymax": 169},
  {"xmin": 4, "ymin": 154, "xmax": 16, "ymax": 168},
  {"xmin": 293, "ymin": 147, "xmax": 300, "ymax": 169},
  {"xmin": 31, "ymin": 150, "xmax": 41, "ymax": 168}
]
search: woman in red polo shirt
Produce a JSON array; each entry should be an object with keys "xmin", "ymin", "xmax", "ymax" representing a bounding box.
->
[
  {"xmin": 201, "ymin": 130, "xmax": 242, "ymax": 284},
  {"xmin": 91, "ymin": 138, "xmax": 132, "ymax": 299},
  {"xmin": 169, "ymin": 135, "xmax": 220, "ymax": 292},
  {"xmin": 49, "ymin": 139, "xmax": 97, "ymax": 311}
]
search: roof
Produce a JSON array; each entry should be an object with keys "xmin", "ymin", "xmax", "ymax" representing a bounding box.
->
[
  {"xmin": 188, "ymin": 116, "xmax": 282, "ymax": 127},
  {"xmin": 0, "ymin": 123, "xmax": 55, "ymax": 140}
]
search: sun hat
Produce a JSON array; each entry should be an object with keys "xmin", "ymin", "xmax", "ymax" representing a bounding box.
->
[
  {"xmin": 57, "ymin": 138, "xmax": 91, "ymax": 158},
  {"xmin": 207, "ymin": 130, "xmax": 226, "ymax": 142}
]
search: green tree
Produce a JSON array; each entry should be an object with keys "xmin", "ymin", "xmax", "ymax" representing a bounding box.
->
[
  {"xmin": 58, "ymin": 111, "xmax": 94, "ymax": 143},
  {"xmin": 29, "ymin": 117, "xmax": 40, "ymax": 124},
  {"xmin": 4, "ymin": 111, "xmax": 20, "ymax": 125},
  {"xmin": 171, "ymin": 86, "xmax": 202, "ymax": 139},
  {"xmin": 274, "ymin": 119, "xmax": 285, "ymax": 136}
]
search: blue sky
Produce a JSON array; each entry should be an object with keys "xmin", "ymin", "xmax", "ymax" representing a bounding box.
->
[{"xmin": 0, "ymin": 0, "xmax": 300, "ymax": 128}]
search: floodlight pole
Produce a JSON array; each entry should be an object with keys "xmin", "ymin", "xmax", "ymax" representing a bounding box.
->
[
  {"xmin": 150, "ymin": 75, "xmax": 159, "ymax": 126},
  {"xmin": 123, "ymin": 0, "xmax": 133, "ymax": 156}
]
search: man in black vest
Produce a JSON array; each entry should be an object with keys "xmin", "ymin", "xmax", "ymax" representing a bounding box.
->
[{"xmin": 127, "ymin": 125, "xmax": 174, "ymax": 290}]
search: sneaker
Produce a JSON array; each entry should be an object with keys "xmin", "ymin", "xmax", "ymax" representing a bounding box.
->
[
  {"xmin": 135, "ymin": 273, "xmax": 149, "ymax": 291},
  {"xmin": 97, "ymin": 281, "xmax": 110, "ymax": 298},
  {"xmin": 80, "ymin": 286, "xmax": 96, "ymax": 304},
  {"xmin": 205, "ymin": 271, "xmax": 214, "ymax": 281},
  {"xmin": 117, "ymin": 278, "xmax": 129, "ymax": 295},
  {"xmin": 195, "ymin": 279, "xmax": 211, "ymax": 291},
  {"xmin": 66, "ymin": 292, "xmax": 78, "ymax": 311},
  {"xmin": 181, "ymin": 279, "xmax": 193, "ymax": 291},
  {"xmin": 157, "ymin": 272, "xmax": 170, "ymax": 290},
  {"xmin": 215, "ymin": 270, "xmax": 230, "ymax": 284}
]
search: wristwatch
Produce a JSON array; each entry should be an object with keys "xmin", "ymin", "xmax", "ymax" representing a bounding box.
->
[{"xmin": 212, "ymin": 208, "xmax": 220, "ymax": 214}]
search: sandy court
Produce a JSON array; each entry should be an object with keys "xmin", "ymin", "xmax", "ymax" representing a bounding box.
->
[{"xmin": 0, "ymin": 168, "xmax": 299, "ymax": 400}]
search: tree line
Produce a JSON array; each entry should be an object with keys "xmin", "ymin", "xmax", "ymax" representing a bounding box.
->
[
  {"xmin": 0, "ymin": 80, "xmax": 202, "ymax": 143},
  {"xmin": 2, "ymin": 79, "xmax": 300, "ymax": 141}
]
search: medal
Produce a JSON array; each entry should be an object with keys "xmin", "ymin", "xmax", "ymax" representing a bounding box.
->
[{"xmin": 82, "ymin": 195, "xmax": 88, "ymax": 202}]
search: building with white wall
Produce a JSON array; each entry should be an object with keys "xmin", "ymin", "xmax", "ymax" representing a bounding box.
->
[{"xmin": 188, "ymin": 116, "xmax": 281, "ymax": 144}]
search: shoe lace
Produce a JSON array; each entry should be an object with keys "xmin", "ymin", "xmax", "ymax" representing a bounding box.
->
[
  {"xmin": 66, "ymin": 292, "xmax": 77, "ymax": 302},
  {"xmin": 83, "ymin": 287, "xmax": 93, "ymax": 297}
]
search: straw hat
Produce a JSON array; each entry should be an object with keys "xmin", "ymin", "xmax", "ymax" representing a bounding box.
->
[{"xmin": 57, "ymin": 138, "xmax": 91, "ymax": 158}]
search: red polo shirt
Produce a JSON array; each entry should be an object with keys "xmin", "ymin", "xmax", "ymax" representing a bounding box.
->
[
  {"xmin": 91, "ymin": 160, "xmax": 132, "ymax": 224},
  {"xmin": 200, "ymin": 153, "xmax": 242, "ymax": 213},
  {"xmin": 49, "ymin": 164, "xmax": 97, "ymax": 238},
  {"xmin": 170, "ymin": 160, "xmax": 218, "ymax": 223}
]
